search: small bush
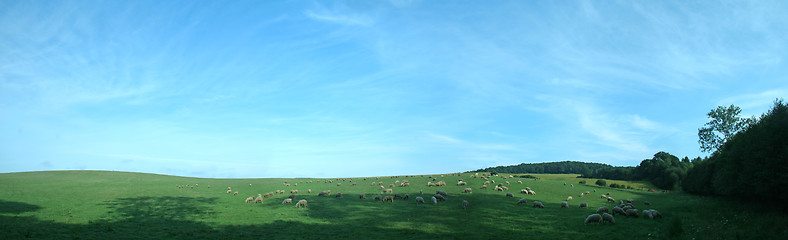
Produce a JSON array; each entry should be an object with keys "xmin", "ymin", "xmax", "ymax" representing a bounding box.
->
[
  {"xmin": 519, "ymin": 175, "xmax": 537, "ymax": 179},
  {"xmin": 595, "ymin": 179, "xmax": 607, "ymax": 186},
  {"xmin": 668, "ymin": 217, "xmax": 684, "ymax": 237},
  {"xmin": 609, "ymin": 183, "xmax": 620, "ymax": 188},
  {"xmin": 579, "ymin": 180, "xmax": 587, "ymax": 184}
]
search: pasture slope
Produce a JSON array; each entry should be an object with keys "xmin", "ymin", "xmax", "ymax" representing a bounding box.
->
[{"xmin": 0, "ymin": 171, "xmax": 785, "ymax": 239}]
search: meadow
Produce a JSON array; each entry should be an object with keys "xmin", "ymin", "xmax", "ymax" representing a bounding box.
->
[{"xmin": 1, "ymin": 171, "xmax": 785, "ymax": 239}]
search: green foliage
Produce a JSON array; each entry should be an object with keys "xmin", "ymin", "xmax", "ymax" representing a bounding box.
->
[
  {"xmin": 595, "ymin": 179, "xmax": 607, "ymax": 186},
  {"xmin": 668, "ymin": 217, "xmax": 684, "ymax": 237},
  {"xmin": 474, "ymin": 161, "xmax": 611, "ymax": 175},
  {"xmin": 698, "ymin": 105, "xmax": 756, "ymax": 153},
  {"xmin": 518, "ymin": 175, "xmax": 538, "ymax": 179},
  {"xmin": 580, "ymin": 151, "xmax": 692, "ymax": 190},
  {"xmin": 684, "ymin": 99, "xmax": 788, "ymax": 207},
  {"xmin": 578, "ymin": 180, "xmax": 586, "ymax": 184}
]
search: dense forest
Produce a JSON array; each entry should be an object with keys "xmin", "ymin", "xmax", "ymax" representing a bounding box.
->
[
  {"xmin": 473, "ymin": 99, "xmax": 787, "ymax": 200},
  {"xmin": 683, "ymin": 100, "xmax": 787, "ymax": 205},
  {"xmin": 472, "ymin": 161, "xmax": 612, "ymax": 175}
]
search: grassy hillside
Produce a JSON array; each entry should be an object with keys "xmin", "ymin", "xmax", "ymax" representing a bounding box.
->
[{"xmin": 1, "ymin": 171, "xmax": 785, "ymax": 239}]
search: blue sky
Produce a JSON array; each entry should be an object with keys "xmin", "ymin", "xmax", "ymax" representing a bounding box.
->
[{"xmin": 1, "ymin": 0, "xmax": 786, "ymax": 178}]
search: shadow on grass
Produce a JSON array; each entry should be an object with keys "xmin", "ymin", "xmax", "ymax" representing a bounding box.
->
[
  {"xmin": 0, "ymin": 200, "xmax": 41, "ymax": 214},
  {"xmin": 0, "ymin": 196, "xmax": 455, "ymax": 239}
]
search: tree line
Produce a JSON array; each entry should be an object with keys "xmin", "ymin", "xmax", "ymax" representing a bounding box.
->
[
  {"xmin": 471, "ymin": 99, "xmax": 786, "ymax": 205},
  {"xmin": 472, "ymin": 161, "xmax": 612, "ymax": 175}
]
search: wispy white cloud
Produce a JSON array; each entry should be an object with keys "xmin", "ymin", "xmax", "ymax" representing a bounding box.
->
[{"xmin": 304, "ymin": 4, "xmax": 374, "ymax": 26}]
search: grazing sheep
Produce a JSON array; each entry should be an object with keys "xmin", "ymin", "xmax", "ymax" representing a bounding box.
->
[
  {"xmin": 602, "ymin": 213, "xmax": 615, "ymax": 225},
  {"xmin": 434, "ymin": 194, "xmax": 446, "ymax": 201},
  {"xmin": 282, "ymin": 198, "xmax": 292, "ymax": 204},
  {"xmin": 622, "ymin": 205, "xmax": 633, "ymax": 212},
  {"xmin": 606, "ymin": 192, "xmax": 610, "ymax": 195},
  {"xmin": 420, "ymin": 190, "xmax": 424, "ymax": 195},
  {"xmin": 464, "ymin": 188, "xmax": 473, "ymax": 193},
  {"xmin": 642, "ymin": 209, "xmax": 662, "ymax": 219},
  {"xmin": 374, "ymin": 195, "xmax": 382, "ymax": 201},
  {"xmin": 612, "ymin": 206, "xmax": 625, "ymax": 215},
  {"xmin": 528, "ymin": 190, "xmax": 536, "ymax": 195},
  {"xmin": 517, "ymin": 198, "xmax": 528, "ymax": 205},
  {"xmin": 506, "ymin": 192, "xmax": 514, "ymax": 197},
  {"xmin": 335, "ymin": 193, "xmax": 343, "ymax": 198},
  {"xmin": 432, "ymin": 196, "xmax": 437, "ymax": 205},
  {"xmin": 517, "ymin": 180, "xmax": 522, "ymax": 184},
  {"xmin": 607, "ymin": 197, "xmax": 615, "ymax": 203},
  {"xmin": 382, "ymin": 196, "xmax": 394, "ymax": 202},
  {"xmin": 584, "ymin": 214, "xmax": 603, "ymax": 225},
  {"xmin": 579, "ymin": 202, "xmax": 588, "ymax": 208},
  {"xmin": 359, "ymin": 193, "xmax": 366, "ymax": 199},
  {"xmin": 249, "ymin": 184, "xmax": 252, "ymax": 187},
  {"xmin": 601, "ymin": 195, "xmax": 608, "ymax": 199},
  {"xmin": 288, "ymin": 194, "xmax": 295, "ymax": 199},
  {"xmin": 625, "ymin": 209, "xmax": 639, "ymax": 218},
  {"xmin": 567, "ymin": 196, "xmax": 573, "ymax": 201},
  {"xmin": 295, "ymin": 199, "xmax": 308, "ymax": 208},
  {"xmin": 571, "ymin": 184, "xmax": 574, "ymax": 187},
  {"xmin": 389, "ymin": 184, "xmax": 395, "ymax": 188},
  {"xmin": 462, "ymin": 200, "xmax": 469, "ymax": 210},
  {"xmin": 415, "ymin": 197, "xmax": 425, "ymax": 204},
  {"xmin": 318, "ymin": 191, "xmax": 330, "ymax": 196},
  {"xmin": 436, "ymin": 190, "xmax": 448, "ymax": 196},
  {"xmin": 532, "ymin": 201, "xmax": 544, "ymax": 208},
  {"xmin": 233, "ymin": 192, "xmax": 238, "ymax": 195},
  {"xmin": 255, "ymin": 194, "xmax": 263, "ymax": 203},
  {"xmin": 644, "ymin": 201, "xmax": 651, "ymax": 206},
  {"xmin": 394, "ymin": 193, "xmax": 403, "ymax": 199},
  {"xmin": 381, "ymin": 185, "xmax": 386, "ymax": 189},
  {"xmin": 403, "ymin": 194, "xmax": 409, "ymax": 200},
  {"xmin": 227, "ymin": 190, "xmax": 232, "ymax": 194},
  {"xmin": 561, "ymin": 201, "xmax": 569, "ymax": 208},
  {"xmin": 245, "ymin": 196, "xmax": 254, "ymax": 203},
  {"xmin": 457, "ymin": 181, "xmax": 467, "ymax": 186},
  {"xmin": 521, "ymin": 189, "xmax": 528, "ymax": 194},
  {"xmin": 596, "ymin": 206, "xmax": 609, "ymax": 213}
]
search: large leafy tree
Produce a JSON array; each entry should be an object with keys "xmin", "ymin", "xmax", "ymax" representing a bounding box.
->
[{"xmin": 698, "ymin": 105, "xmax": 755, "ymax": 152}]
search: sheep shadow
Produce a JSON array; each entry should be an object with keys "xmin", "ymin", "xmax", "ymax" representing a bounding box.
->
[{"xmin": 0, "ymin": 200, "xmax": 41, "ymax": 214}]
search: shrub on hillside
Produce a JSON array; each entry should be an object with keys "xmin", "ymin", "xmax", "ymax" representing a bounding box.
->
[
  {"xmin": 595, "ymin": 179, "xmax": 607, "ymax": 186},
  {"xmin": 578, "ymin": 180, "xmax": 586, "ymax": 184}
]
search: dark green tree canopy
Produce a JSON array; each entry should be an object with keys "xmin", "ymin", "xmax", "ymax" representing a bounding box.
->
[{"xmin": 698, "ymin": 105, "xmax": 756, "ymax": 152}]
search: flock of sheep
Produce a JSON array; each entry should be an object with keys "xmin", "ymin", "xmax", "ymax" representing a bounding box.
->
[{"xmin": 177, "ymin": 173, "xmax": 664, "ymax": 226}]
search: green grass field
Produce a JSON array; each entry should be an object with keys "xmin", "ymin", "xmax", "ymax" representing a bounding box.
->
[{"xmin": 1, "ymin": 171, "xmax": 785, "ymax": 239}]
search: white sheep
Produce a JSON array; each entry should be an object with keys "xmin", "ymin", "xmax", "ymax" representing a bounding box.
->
[
  {"xmin": 318, "ymin": 190, "xmax": 330, "ymax": 196},
  {"xmin": 245, "ymin": 196, "xmax": 254, "ymax": 203},
  {"xmin": 233, "ymin": 191, "xmax": 238, "ymax": 195},
  {"xmin": 579, "ymin": 202, "xmax": 588, "ymax": 208},
  {"xmin": 335, "ymin": 193, "xmax": 343, "ymax": 198},
  {"xmin": 612, "ymin": 206, "xmax": 625, "ymax": 215},
  {"xmin": 415, "ymin": 197, "xmax": 425, "ymax": 204},
  {"xmin": 436, "ymin": 190, "xmax": 448, "ymax": 196},
  {"xmin": 561, "ymin": 201, "xmax": 569, "ymax": 208},
  {"xmin": 295, "ymin": 199, "xmax": 308, "ymax": 207},
  {"xmin": 434, "ymin": 194, "xmax": 446, "ymax": 201},
  {"xmin": 625, "ymin": 209, "xmax": 639, "ymax": 218},
  {"xmin": 462, "ymin": 200, "xmax": 469, "ymax": 210},
  {"xmin": 374, "ymin": 195, "xmax": 382, "ymax": 201},
  {"xmin": 282, "ymin": 198, "xmax": 292, "ymax": 204},
  {"xmin": 463, "ymin": 188, "xmax": 473, "ymax": 193},
  {"xmin": 517, "ymin": 198, "xmax": 528, "ymax": 205},
  {"xmin": 596, "ymin": 206, "xmax": 608, "ymax": 213},
  {"xmin": 432, "ymin": 196, "xmax": 437, "ymax": 205},
  {"xmin": 506, "ymin": 192, "xmax": 514, "ymax": 197},
  {"xmin": 382, "ymin": 196, "xmax": 394, "ymax": 202},
  {"xmin": 584, "ymin": 214, "xmax": 602, "ymax": 225},
  {"xmin": 359, "ymin": 193, "xmax": 366, "ymax": 199},
  {"xmin": 602, "ymin": 213, "xmax": 615, "ymax": 224},
  {"xmin": 532, "ymin": 201, "xmax": 544, "ymax": 208},
  {"xmin": 254, "ymin": 194, "xmax": 263, "ymax": 203},
  {"xmin": 567, "ymin": 196, "xmax": 573, "ymax": 201}
]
